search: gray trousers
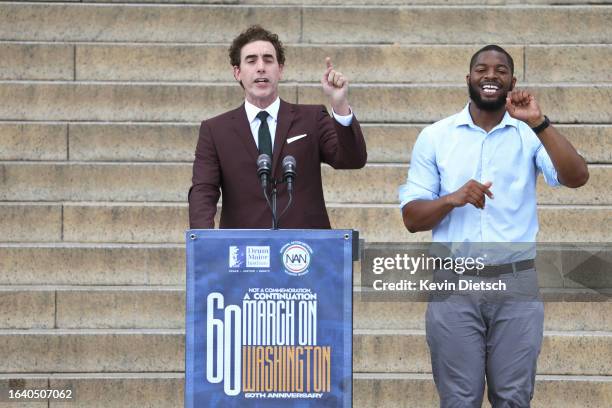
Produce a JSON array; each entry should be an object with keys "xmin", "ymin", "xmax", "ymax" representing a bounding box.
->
[{"xmin": 425, "ymin": 268, "xmax": 544, "ymax": 408}]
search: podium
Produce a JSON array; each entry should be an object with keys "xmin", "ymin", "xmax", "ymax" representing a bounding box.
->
[{"xmin": 185, "ymin": 229, "xmax": 356, "ymax": 407}]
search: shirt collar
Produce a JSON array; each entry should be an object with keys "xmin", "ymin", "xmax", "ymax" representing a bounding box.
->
[
  {"xmin": 245, "ymin": 97, "xmax": 281, "ymax": 124},
  {"xmin": 455, "ymin": 103, "xmax": 519, "ymax": 131}
]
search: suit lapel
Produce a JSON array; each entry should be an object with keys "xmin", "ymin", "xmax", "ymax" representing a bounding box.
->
[
  {"xmin": 232, "ymin": 104, "xmax": 259, "ymax": 163},
  {"xmin": 272, "ymin": 99, "xmax": 295, "ymax": 178}
]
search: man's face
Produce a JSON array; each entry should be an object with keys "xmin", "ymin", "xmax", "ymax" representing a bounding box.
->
[
  {"xmin": 466, "ymin": 50, "xmax": 516, "ymax": 111},
  {"xmin": 233, "ymin": 40, "xmax": 283, "ymax": 108}
]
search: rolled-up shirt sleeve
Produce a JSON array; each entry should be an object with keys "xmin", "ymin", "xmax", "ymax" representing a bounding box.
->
[
  {"xmin": 399, "ymin": 128, "xmax": 441, "ymax": 209},
  {"xmin": 535, "ymin": 143, "xmax": 561, "ymax": 187}
]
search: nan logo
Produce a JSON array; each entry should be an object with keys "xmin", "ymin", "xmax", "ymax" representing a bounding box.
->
[
  {"xmin": 229, "ymin": 246, "xmax": 270, "ymax": 270},
  {"xmin": 281, "ymin": 241, "xmax": 313, "ymax": 276}
]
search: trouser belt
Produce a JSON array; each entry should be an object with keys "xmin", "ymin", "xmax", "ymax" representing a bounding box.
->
[{"xmin": 462, "ymin": 259, "xmax": 535, "ymax": 277}]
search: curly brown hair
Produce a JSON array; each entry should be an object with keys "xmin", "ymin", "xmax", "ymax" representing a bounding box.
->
[{"xmin": 229, "ymin": 25, "xmax": 286, "ymax": 67}]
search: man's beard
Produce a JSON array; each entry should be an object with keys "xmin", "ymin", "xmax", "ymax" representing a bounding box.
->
[{"xmin": 468, "ymin": 82, "xmax": 510, "ymax": 111}]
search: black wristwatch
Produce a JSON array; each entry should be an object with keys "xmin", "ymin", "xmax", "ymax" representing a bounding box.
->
[{"xmin": 531, "ymin": 115, "xmax": 550, "ymax": 134}]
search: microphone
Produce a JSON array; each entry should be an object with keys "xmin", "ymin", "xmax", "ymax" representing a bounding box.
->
[
  {"xmin": 282, "ymin": 156, "xmax": 297, "ymax": 193},
  {"xmin": 256, "ymin": 154, "xmax": 276, "ymax": 228},
  {"xmin": 278, "ymin": 156, "xmax": 296, "ymax": 224},
  {"xmin": 257, "ymin": 154, "xmax": 272, "ymax": 189}
]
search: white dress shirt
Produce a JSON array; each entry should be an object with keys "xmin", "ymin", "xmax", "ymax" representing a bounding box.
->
[{"xmin": 244, "ymin": 97, "xmax": 353, "ymax": 149}]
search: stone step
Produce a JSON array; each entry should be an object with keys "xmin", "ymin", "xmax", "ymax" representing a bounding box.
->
[
  {"xmin": 2, "ymin": 239, "xmax": 611, "ymax": 286},
  {"xmin": 3, "ymin": 122, "xmax": 611, "ymax": 165},
  {"xmin": 4, "ymin": 42, "xmax": 612, "ymax": 84},
  {"xmin": 354, "ymin": 329, "xmax": 612, "ymax": 375},
  {"xmin": 1, "ymin": 4, "xmax": 610, "ymax": 44},
  {"xmin": 0, "ymin": 329, "xmax": 609, "ymax": 375},
  {"xmin": 0, "ymin": 329, "xmax": 184, "ymax": 373},
  {"xmin": 1, "ymin": 82, "xmax": 610, "ymax": 123},
  {"xmin": 1, "ymin": 373, "xmax": 610, "ymax": 408},
  {"xmin": 1, "ymin": 203, "xmax": 608, "ymax": 243},
  {"xmin": 0, "ymin": 4, "xmax": 301, "ymax": 43},
  {"xmin": 0, "ymin": 162, "xmax": 194, "ymax": 202},
  {"xmin": 54, "ymin": 287, "xmax": 184, "ymax": 330},
  {"xmin": 1, "ymin": 162, "xmax": 609, "ymax": 204},
  {"xmin": 84, "ymin": 44, "xmax": 525, "ymax": 83},
  {"xmin": 0, "ymin": 373, "xmax": 183, "ymax": 408},
  {"xmin": 0, "ymin": 287, "xmax": 55, "ymax": 329},
  {"xmin": 526, "ymin": 45, "xmax": 612, "ymax": 83},
  {"xmin": 0, "ymin": 82, "xmax": 285, "ymax": 122},
  {"xmin": 0, "ymin": 43, "xmax": 73, "ymax": 81},
  {"xmin": 302, "ymin": 6, "xmax": 612, "ymax": 45},
  {"xmin": 0, "ymin": 244, "xmax": 184, "ymax": 285},
  {"xmin": 354, "ymin": 301, "xmax": 612, "ymax": 332},
  {"xmin": 0, "ymin": 375, "xmax": 49, "ymax": 408},
  {"xmin": 0, "ymin": 204, "xmax": 62, "ymax": 242},
  {"xmin": 0, "ymin": 286, "xmax": 186, "ymax": 330},
  {"xmin": 77, "ymin": 44, "xmax": 611, "ymax": 84},
  {"xmin": 300, "ymin": 84, "xmax": 612, "ymax": 124},
  {"xmin": 52, "ymin": 373, "xmax": 182, "ymax": 408},
  {"xmin": 54, "ymin": 0, "xmax": 612, "ymax": 5},
  {"xmin": 30, "ymin": 0, "xmax": 612, "ymax": 3},
  {"xmin": 353, "ymin": 373, "xmax": 612, "ymax": 408},
  {"xmin": 1, "ymin": 285, "xmax": 609, "ymax": 331},
  {"xmin": 0, "ymin": 123, "xmax": 68, "ymax": 161}
]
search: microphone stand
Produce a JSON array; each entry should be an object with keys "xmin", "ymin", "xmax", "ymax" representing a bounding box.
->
[
  {"xmin": 257, "ymin": 155, "xmax": 296, "ymax": 230},
  {"xmin": 271, "ymin": 182, "xmax": 295, "ymax": 230},
  {"xmin": 262, "ymin": 181, "xmax": 278, "ymax": 230},
  {"xmin": 264, "ymin": 178, "xmax": 293, "ymax": 230},
  {"xmin": 271, "ymin": 181, "xmax": 278, "ymax": 230}
]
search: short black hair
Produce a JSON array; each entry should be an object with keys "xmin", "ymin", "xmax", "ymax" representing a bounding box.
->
[{"xmin": 469, "ymin": 45, "xmax": 514, "ymax": 75}]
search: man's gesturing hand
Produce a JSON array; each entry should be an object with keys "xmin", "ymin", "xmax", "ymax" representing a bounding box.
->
[
  {"xmin": 505, "ymin": 89, "xmax": 545, "ymax": 128},
  {"xmin": 446, "ymin": 180, "xmax": 494, "ymax": 209},
  {"xmin": 321, "ymin": 57, "xmax": 350, "ymax": 115}
]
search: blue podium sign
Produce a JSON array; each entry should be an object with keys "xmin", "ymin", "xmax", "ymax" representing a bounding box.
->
[{"xmin": 185, "ymin": 229, "xmax": 354, "ymax": 407}]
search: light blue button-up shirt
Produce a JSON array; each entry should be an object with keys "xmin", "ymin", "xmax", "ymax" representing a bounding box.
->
[{"xmin": 399, "ymin": 104, "xmax": 560, "ymax": 253}]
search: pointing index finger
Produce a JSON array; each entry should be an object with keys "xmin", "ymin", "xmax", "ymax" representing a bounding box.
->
[
  {"xmin": 480, "ymin": 181, "xmax": 494, "ymax": 199},
  {"xmin": 325, "ymin": 57, "xmax": 333, "ymax": 69},
  {"xmin": 473, "ymin": 181, "xmax": 494, "ymax": 199}
]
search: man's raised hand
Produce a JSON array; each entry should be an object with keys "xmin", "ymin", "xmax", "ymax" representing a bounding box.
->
[
  {"xmin": 506, "ymin": 89, "xmax": 545, "ymax": 128},
  {"xmin": 321, "ymin": 57, "xmax": 350, "ymax": 115}
]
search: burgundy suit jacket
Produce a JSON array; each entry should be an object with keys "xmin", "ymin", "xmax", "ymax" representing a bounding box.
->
[{"xmin": 188, "ymin": 99, "xmax": 367, "ymax": 229}]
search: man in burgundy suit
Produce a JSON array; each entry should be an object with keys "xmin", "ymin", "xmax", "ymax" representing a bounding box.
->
[{"xmin": 188, "ymin": 25, "xmax": 367, "ymax": 229}]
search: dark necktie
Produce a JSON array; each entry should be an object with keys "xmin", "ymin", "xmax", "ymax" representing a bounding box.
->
[{"xmin": 256, "ymin": 111, "xmax": 272, "ymax": 157}]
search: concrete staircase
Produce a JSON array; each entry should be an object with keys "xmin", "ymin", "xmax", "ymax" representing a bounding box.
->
[{"xmin": 1, "ymin": 1, "xmax": 610, "ymax": 406}]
